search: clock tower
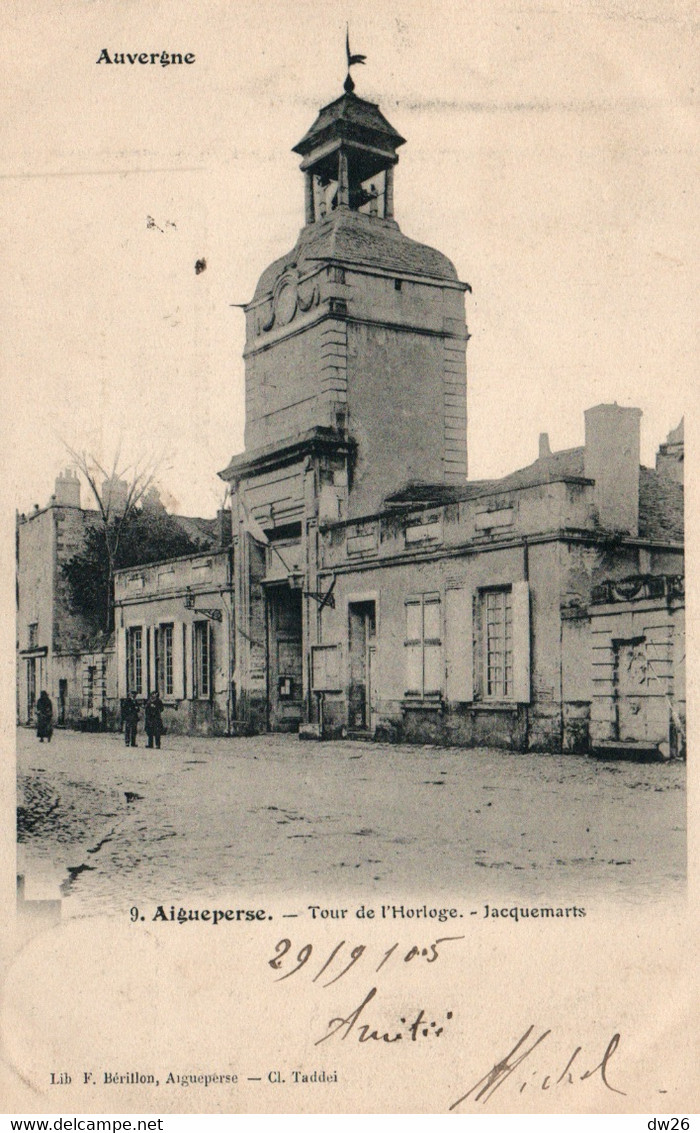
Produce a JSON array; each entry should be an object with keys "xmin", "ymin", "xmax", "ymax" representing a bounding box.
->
[{"xmin": 220, "ymin": 71, "xmax": 470, "ymax": 730}]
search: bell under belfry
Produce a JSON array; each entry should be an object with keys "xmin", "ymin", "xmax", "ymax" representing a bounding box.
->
[{"xmin": 292, "ymin": 86, "xmax": 406, "ymax": 223}]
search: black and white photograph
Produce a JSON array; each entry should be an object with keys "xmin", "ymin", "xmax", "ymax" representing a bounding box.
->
[{"xmin": 3, "ymin": 0, "xmax": 696, "ymax": 1118}]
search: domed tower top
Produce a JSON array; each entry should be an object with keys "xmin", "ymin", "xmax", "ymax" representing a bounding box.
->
[
  {"xmin": 292, "ymin": 51, "xmax": 406, "ymax": 224},
  {"xmin": 228, "ymin": 50, "xmax": 470, "ymax": 516}
]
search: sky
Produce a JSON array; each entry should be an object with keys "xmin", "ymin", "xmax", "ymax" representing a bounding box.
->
[{"xmin": 2, "ymin": 0, "xmax": 696, "ymax": 518}]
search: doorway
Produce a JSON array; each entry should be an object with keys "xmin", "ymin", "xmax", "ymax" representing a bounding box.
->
[
  {"xmin": 26, "ymin": 659, "xmax": 36, "ymax": 724},
  {"xmin": 266, "ymin": 584, "xmax": 303, "ymax": 732},
  {"xmin": 348, "ymin": 600, "xmax": 377, "ymax": 732},
  {"xmin": 58, "ymin": 679, "xmax": 67, "ymax": 725}
]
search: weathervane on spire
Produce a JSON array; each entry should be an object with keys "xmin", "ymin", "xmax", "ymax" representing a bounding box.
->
[{"xmin": 344, "ymin": 26, "xmax": 366, "ymax": 93}]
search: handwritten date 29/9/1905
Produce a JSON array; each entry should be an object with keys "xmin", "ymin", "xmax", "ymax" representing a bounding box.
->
[
  {"xmin": 268, "ymin": 933, "xmax": 463, "ymax": 987},
  {"xmin": 267, "ymin": 936, "xmax": 633, "ymax": 1105}
]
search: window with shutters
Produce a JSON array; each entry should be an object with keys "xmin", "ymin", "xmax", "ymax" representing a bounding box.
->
[
  {"xmin": 444, "ymin": 587, "xmax": 474, "ymax": 703},
  {"xmin": 126, "ymin": 627, "xmax": 143, "ymax": 695},
  {"xmin": 404, "ymin": 593, "xmax": 442, "ymax": 698},
  {"xmin": 193, "ymin": 621, "xmax": 211, "ymax": 699}
]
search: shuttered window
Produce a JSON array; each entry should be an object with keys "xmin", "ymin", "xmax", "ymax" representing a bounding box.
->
[
  {"xmin": 405, "ymin": 594, "xmax": 442, "ymax": 697},
  {"xmin": 445, "ymin": 587, "xmax": 474, "ymax": 702}
]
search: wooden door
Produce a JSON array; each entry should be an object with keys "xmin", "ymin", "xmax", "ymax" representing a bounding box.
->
[{"xmin": 348, "ymin": 601, "xmax": 376, "ymax": 730}]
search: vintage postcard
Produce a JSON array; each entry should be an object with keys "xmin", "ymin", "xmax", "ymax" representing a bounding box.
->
[{"xmin": 2, "ymin": 0, "xmax": 697, "ymax": 1117}]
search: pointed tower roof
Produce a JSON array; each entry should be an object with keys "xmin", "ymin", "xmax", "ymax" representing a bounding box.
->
[{"xmin": 293, "ymin": 90, "xmax": 406, "ymax": 162}]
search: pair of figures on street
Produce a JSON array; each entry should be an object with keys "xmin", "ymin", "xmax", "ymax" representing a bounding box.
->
[{"xmin": 121, "ymin": 691, "xmax": 164, "ymax": 749}]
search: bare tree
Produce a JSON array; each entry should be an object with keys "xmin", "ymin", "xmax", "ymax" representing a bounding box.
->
[{"xmin": 62, "ymin": 443, "xmax": 163, "ymax": 632}]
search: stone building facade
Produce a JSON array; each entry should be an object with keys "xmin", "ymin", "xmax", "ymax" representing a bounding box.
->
[
  {"xmin": 18, "ymin": 76, "xmax": 684, "ymax": 755},
  {"xmin": 16, "ymin": 472, "xmax": 223, "ymax": 730},
  {"xmin": 216, "ymin": 79, "xmax": 684, "ymax": 755},
  {"xmin": 113, "ymin": 549, "xmax": 233, "ymax": 735},
  {"xmin": 16, "ymin": 471, "xmax": 100, "ymax": 727}
]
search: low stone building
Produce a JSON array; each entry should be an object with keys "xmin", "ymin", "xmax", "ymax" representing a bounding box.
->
[
  {"xmin": 296, "ymin": 404, "xmax": 684, "ymax": 754},
  {"xmin": 16, "ymin": 471, "xmax": 222, "ymax": 729},
  {"xmin": 113, "ymin": 549, "xmax": 233, "ymax": 736}
]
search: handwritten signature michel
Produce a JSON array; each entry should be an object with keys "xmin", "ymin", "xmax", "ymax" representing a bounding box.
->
[{"xmin": 268, "ymin": 932, "xmax": 665, "ymax": 1109}]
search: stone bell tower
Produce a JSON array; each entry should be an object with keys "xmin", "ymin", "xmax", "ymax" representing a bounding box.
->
[
  {"xmin": 220, "ymin": 64, "xmax": 470, "ymax": 731},
  {"xmin": 232, "ymin": 75, "xmax": 470, "ymax": 521}
]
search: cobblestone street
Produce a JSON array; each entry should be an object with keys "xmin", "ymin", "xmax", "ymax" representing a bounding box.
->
[{"xmin": 17, "ymin": 726, "xmax": 685, "ymax": 916}]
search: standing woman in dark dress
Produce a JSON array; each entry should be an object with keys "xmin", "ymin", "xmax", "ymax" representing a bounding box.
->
[{"xmin": 36, "ymin": 690, "xmax": 53, "ymax": 742}]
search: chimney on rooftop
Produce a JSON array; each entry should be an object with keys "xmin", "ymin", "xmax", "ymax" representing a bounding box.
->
[
  {"xmin": 584, "ymin": 403, "xmax": 641, "ymax": 535},
  {"xmin": 102, "ymin": 476, "xmax": 129, "ymax": 516},
  {"xmin": 538, "ymin": 433, "xmax": 551, "ymax": 460},
  {"xmin": 655, "ymin": 417, "xmax": 684, "ymax": 485},
  {"xmin": 53, "ymin": 468, "xmax": 81, "ymax": 508},
  {"xmin": 217, "ymin": 507, "xmax": 232, "ymax": 548}
]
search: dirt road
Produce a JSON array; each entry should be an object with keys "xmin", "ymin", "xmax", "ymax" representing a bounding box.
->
[{"xmin": 16, "ymin": 727, "xmax": 685, "ymax": 915}]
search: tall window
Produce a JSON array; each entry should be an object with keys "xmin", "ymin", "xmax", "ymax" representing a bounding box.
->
[
  {"xmin": 404, "ymin": 594, "xmax": 442, "ymax": 697},
  {"xmin": 194, "ymin": 621, "xmax": 211, "ymax": 699},
  {"xmin": 86, "ymin": 665, "xmax": 96, "ymax": 711},
  {"xmin": 26, "ymin": 659, "xmax": 36, "ymax": 720},
  {"xmin": 126, "ymin": 627, "xmax": 143, "ymax": 695},
  {"xmin": 157, "ymin": 623, "xmax": 174, "ymax": 696},
  {"xmin": 28, "ymin": 623, "xmax": 38, "ymax": 649},
  {"xmin": 483, "ymin": 588, "xmax": 513, "ymax": 699}
]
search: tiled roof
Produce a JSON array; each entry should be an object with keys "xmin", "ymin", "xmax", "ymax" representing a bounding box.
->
[
  {"xmin": 251, "ymin": 210, "xmax": 461, "ymax": 301},
  {"xmin": 292, "ymin": 92, "xmax": 406, "ymax": 155},
  {"xmin": 381, "ymin": 451, "xmax": 683, "ymax": 544},
  {"xmin": 173, "ymin": 515, "xmax": 220, "ymax": 546},
  {"xmin": 490, "ymin": 447, "xmax": 586, "ymax": 492},
  {"xmin": 383, "ymin": 480, "xmax": 494, "ymax": 508}
]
